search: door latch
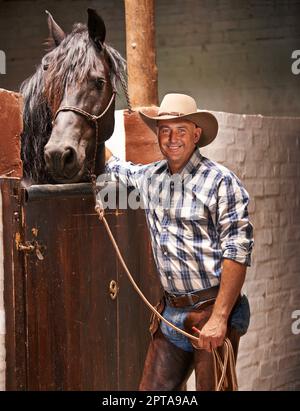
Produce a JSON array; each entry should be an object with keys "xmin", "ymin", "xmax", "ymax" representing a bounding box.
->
[{"xmin": 17, "ymin": 240, "xmax": 46, "ymax": 261}]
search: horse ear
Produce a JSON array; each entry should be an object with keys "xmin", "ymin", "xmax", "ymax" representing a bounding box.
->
[
  {"xmin": 87, "ymin": 8, "xmax": 106, "ymax": 50},
  {"xmin": 45, "ymin": 10, "xmax": 66, "ymax": 48}
]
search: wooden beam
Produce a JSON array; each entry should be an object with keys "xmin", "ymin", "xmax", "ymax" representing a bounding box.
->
[{"xmin": 124, "ymin": 0, "xmax": 158, "ymax": 108}]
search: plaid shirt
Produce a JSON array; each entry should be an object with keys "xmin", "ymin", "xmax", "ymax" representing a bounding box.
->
[{"xmin": 104, "ymin": 148, "xmax": 254, "ymax": 294}]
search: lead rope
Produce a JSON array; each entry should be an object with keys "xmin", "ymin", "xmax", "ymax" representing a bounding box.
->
[{"xmin": 91, "ymin": 181, "xmax": 237, "ymax": 391}]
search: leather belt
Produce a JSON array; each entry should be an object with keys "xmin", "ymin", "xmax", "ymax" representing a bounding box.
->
[{"xmin": 164, "ymin": 285, "xmax": 220, "ymax": 308}]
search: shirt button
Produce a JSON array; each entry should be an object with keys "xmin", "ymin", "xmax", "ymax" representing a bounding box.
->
[
  {"xmin": 168, "ymin": 276, "xmax": 172, "ymax": 280},
  {"xmin": 163, "ymin": 251, "xmax": 168, "ymax": 256}
]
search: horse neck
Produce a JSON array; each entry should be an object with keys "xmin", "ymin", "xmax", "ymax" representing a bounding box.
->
[{"xmin": 94, "ymin": 143, "xmax": 106, "ymax": 177}]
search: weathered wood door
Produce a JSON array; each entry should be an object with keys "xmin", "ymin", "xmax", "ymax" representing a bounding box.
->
[{"xmin": 1, "ymin": 178, "xmax": 161, "ymax": 390}]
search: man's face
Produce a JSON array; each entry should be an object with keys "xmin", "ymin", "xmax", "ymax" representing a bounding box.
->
[{"xmin": 157, "ymin": 119, "xmax": 202, "ymax": 173}]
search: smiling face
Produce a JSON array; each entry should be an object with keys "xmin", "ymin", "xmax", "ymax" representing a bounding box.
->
[{"xmin": 157, "ymin": 119, "xmax": 202, "ymax": 174}]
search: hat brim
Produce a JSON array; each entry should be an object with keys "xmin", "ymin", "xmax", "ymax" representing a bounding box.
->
[{"xmin": 139, "ymin": 110, "xmax": 218, "ymax": 147}]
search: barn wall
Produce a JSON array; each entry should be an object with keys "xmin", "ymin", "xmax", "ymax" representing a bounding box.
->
[
  {"xmin": 0, "ymin": 187, "xmax": 4, "ymax": 391},
  {"xmin": 0, "ymin": 0, "xmax": 300, "ymax": 115},
  {"xmin": 196, "ymin": 111, "xmax": 300, "ymax": 390},
  {"xmin": 156, "ymin": 0, "xmax": 300, "ymax": 116},
  {"xmin": 0, "ymin": 89, "xmax": 23, "ymax": 178},
  {"xmin": 0, "ymin": 88, "xmax": 23, "ymax": 391}
]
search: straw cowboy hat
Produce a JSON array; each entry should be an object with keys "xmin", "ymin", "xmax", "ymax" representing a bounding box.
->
[{"xmin": 139, "ymin": 93, "xmax": 218, "ymax": 147}]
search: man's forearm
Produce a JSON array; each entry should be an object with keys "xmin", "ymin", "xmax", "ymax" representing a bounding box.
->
[
  {"xmin": 211, "ymin": 258, "xmax": 246, "ymax": 321},
  {"xmin": 193, "ymin": 258, "xmax": 246, "ymax": 351}
]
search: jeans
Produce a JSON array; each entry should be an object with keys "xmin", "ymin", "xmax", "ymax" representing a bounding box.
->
[{"xmin": 160, "ymin": 294, "xmax": 250, "ymax": 352}]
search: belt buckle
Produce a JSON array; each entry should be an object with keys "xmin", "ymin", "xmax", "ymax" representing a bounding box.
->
[{"xmin": 165, "ymin": 291, "xmax": 176, "ymax": 305}]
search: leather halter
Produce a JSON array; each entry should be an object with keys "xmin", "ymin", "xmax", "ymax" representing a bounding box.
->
[{"xmin": 52, "ymin": 91, "xmax": 116, "ymax": 176}]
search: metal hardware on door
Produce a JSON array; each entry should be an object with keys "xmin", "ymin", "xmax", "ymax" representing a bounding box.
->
[
  {"xmin": 109, "ymin": 280, "xmax": 119, "ymax": 300},
  {"xmin": 17, "ymin": 240, "xmax": 46, "ymax": 261}
]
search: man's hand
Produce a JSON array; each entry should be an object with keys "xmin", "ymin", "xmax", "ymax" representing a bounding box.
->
[
  {"xmin": 192, "ymin": 258, "xmax": 246, "ymax": 353},
  {"xmin": 192, "ymin": 315, "xmax": 227, "ymax": 352}
]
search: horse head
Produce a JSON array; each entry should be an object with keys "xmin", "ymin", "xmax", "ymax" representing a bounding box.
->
[{"xmin": 21, "ymin": 9, "xmax": 126, "ymax": 184}]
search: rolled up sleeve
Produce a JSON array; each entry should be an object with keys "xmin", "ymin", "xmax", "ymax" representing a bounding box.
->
[{"xmin": 216, "ymin": 173, "xmax": 254, "ymax": 266}]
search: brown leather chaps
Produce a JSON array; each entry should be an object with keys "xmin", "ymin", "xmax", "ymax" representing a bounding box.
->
[{"xmin": 139, "ymin": 301, "xmax": 240, "ymax": 391}]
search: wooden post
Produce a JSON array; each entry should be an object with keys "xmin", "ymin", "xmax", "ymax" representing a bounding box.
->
[{"xmin": 124, "ymin": 0, "xmax": 158, "ymax": 108}]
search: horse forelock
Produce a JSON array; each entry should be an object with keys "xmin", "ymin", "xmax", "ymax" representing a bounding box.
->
[{"xmin": 43, "ymin": 23, "xmax": 126, "ymax": 114}]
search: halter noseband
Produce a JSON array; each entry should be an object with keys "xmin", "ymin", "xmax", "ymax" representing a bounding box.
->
[
  {"xmin": 52, "ymin": 91, "xmax": 116, "ymax": 140},
  {"xmin": 52, "ymin": 91, "xmax": 116, "ymax": 176}
]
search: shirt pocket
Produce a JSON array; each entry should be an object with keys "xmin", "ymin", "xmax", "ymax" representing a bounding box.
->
[{"xmin": 178, "ymin": 194, "xmax": 217, "ymax": 240}]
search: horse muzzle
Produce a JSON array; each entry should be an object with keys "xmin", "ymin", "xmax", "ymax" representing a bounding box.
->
[{"xmin": 44, "ymin": 143, "xmax": 85, "ymax": 182}]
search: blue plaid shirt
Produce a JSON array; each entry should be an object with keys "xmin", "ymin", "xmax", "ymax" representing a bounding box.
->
[{"xmin": 104, "ymin": 148, "xmax": 254, "ymax": 294}]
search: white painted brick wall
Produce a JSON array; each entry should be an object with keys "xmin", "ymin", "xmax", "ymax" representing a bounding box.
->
[{"xmin": 197, "ymin": 112, "xmax": 300, "ymax": 391}]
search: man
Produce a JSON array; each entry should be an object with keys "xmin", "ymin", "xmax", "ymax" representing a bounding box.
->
[{"xmin": 103, "ymin": 93, "xmax": 254, "ymax": 390}]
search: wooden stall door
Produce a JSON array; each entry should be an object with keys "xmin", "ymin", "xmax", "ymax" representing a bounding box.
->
[
  {"xmin": 2, "ymin": 179, "xmax": 161, "ymax": 390},
  {"xmin": 22, "ymin": 183, "xmax": 119, "ymax": 390}
]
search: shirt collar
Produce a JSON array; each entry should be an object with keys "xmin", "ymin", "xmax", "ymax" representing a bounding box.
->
[{"xmin": 166, "ymin": 148, "xmax": 203, "ymax": 178}]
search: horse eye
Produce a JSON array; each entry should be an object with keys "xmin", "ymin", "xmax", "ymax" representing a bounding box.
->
[{"xmin": 95, "ymin": 78, "xmax": 105, "ymax": 89}]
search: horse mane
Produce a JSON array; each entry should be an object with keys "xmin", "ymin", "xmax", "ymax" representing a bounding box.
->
[{"xmin": 20, "ymin": 22, "xmax": 127, "ymax": 183}]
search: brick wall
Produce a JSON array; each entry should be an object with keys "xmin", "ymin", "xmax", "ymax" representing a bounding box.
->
[
  {"xmin": 156, "ymin": 0, "xmax": 300, "ymax": 116},
  {"xmin": 0, "ymin": 0, "xmax": 300, "ymax": 115},
  {"xmin": 0, "ymin": 88, "xmax": 23, "ymax": 177}
]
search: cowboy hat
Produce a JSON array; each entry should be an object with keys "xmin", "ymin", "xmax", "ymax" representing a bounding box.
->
[{"xmin": 139, "ymin": 93, "xmax": 218, "ymax": 147}]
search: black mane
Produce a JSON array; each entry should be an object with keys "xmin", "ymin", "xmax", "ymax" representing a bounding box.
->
[{"xmin": 20, "ymin": 22, "xmax": 126, "ymax": 183}]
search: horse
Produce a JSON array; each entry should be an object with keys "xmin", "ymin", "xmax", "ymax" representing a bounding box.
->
[{"xmin": 20, "ymin": 9, "xmax": 128, "ymax": 184}]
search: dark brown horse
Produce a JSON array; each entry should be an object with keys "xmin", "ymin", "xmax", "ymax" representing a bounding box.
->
[{"xmin": 20, "ymin": 9, "xmax": 127, "ymax": 184}]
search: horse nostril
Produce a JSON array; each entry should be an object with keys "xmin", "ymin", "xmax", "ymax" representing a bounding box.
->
[
  {"xmin": 61, "ymin": 147, "xmax": 76, "ymax": 168},
  {"xmin": 44, "ymin": 145, "xmax": 80, "ymax": 179}
]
